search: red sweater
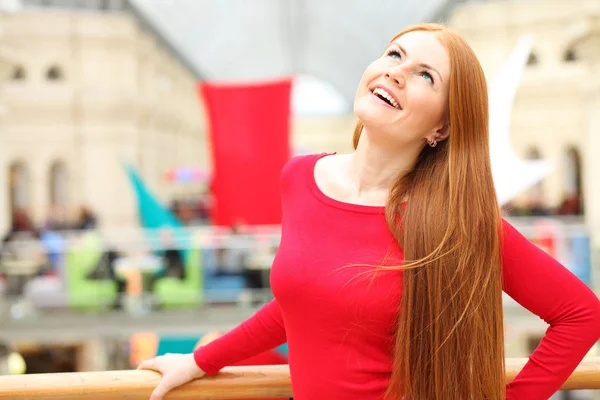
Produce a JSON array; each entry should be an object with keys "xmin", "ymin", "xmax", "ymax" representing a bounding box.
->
[{"xmin": 194, "ymin": 153, "xmax": 600, "ymax": 399}]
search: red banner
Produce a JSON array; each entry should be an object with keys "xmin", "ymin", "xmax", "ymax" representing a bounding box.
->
[{"xmin": 198, "ymin": 79, "xmax": 292, "ymax": 226}]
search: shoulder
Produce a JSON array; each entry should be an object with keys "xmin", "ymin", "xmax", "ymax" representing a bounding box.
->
[
  {"xmin": 280, "ymin": 153, "xmax": 334, "ymax": 182},
  {"xmin": 500, "ymin": 218, "xmax": 528, "ymax": 245},
  {"xmin": 499, "ymin": 218, "xmax": 525, "ymax": 251},
  {"xmin": 499, "ymin": 218, "xmax": 547, "ymax": 268},
  {"xmin": 312, "ymin": 152, "xmax": 352, "ymax": 189}
]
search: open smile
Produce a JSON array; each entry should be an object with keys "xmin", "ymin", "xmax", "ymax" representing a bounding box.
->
[{"xmin": 370, "ymin": 86, "xmax": 402, "ymax": 110}]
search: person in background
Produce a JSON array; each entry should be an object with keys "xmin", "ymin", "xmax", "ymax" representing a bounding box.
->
[
  {"xmin": 146, "ymin": 229, "xmax": 187, "ymax": 301},
  {"xmin": 83, "ymin": 242, "xmax": 125, "ymax": 310},
  {"xmin": 1, "ymin": 210, "xmax": 46, "ymax": 295},
  {"xmin": 75, "ymin": 206, "xmax": 97, "ymax": 230},
  {"xmin": 2, "ymin": 209, "xmax": 39, "ymax": 243},
  {"xmin": 557, "ymin": 193, "xmax": 582, "ymax": 216},
  {"xmin": 154, "ymin": 229, "xmax": 186, "ymax": 281},
  {"xmin": 38, "ymin": 213, "xmax": 66, "ymax": 277},
  {"xmin": 215, "ymin": 223, "xmax": 250, "ymax": 277}
]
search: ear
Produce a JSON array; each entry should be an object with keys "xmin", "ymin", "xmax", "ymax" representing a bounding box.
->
[{"xmin": 431, "ymin": 120, "xmax": 450, "ymax": 143}]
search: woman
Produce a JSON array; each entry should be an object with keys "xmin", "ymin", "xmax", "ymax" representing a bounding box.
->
[{"xmin": 138, "ymin": 24, "xmax": 600, "ymax": 400}]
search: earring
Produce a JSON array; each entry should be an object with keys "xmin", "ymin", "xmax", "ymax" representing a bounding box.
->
[{"xmin": 427, "ymin": 138, "xmax": 438, "ymax": 148}]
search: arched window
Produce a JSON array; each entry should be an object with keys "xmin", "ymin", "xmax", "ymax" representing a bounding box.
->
[
  {"xmin": 526, "ymin": 52, "xmax": 539, "ymax": 66},
  {"xmin": 49, "ymin": 161, "xmax": 69, "ymax": 206},
  {"xmin": 523, "ymin": 147, "xmax": 548, "ymax": 216},
  {"xmin": 558, "ymin": 147, "xmax": 583, "ymax": 215},
  {"xmin": 526, "ymin": 147, "xmax": 541, "ymax": 159},
  {"xmin": 564, "ymin": 147, "xmax": 582, "ymax": 195},
  {"xmin": 9, "ymin": 161, "xmax": 30, "ymax": 214},
  {"xmin": 563, "ymin": 48, "xmax": 577, "ymax": 62},
  {"xmin": 46, "ymin": 65, "xmax": 64, "ymax": 81},
  {"xmin": 11, "ymin": 66, "xmax": 26, "ymax": 81}
]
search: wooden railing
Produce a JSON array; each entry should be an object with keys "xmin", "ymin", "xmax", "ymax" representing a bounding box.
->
[{"xmin": 1, "ymin": 358, "xmax": 599, "ymax": 399}]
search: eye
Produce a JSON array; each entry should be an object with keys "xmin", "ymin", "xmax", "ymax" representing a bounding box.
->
[
  {"xmin": 386, "ymin": 49, "xmax": 402, "ymax": 61},
  {"xmin": 421, "ymin": 71, "xmax": 434, "ymax": 84}
]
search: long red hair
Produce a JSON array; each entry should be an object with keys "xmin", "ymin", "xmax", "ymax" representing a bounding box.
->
[{"xmin": 353, "ymin": 24, "xmax": 505, "ymax": 399}]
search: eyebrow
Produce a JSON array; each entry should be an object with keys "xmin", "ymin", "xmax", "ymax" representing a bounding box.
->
[{"xmin": 397, "ymin": 44, "xmax": 443, "ymax": 83}]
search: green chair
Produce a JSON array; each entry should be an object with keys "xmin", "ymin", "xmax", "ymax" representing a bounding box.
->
[
  {"xmin": 152, "ymin": 247, "xmax": 203, "ymax": 309},
  {"xmin": 64, "ymin": 233, "xmax": 118, "ymax": 311}
]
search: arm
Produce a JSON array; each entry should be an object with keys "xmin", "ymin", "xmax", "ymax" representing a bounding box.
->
[
  {"xmin": 501, "ymin": 220, "xmax": 600, "ymax": 399},
  {"xmin": 193, "ymin": 299, "xmax": 287, "ymax": 375}
]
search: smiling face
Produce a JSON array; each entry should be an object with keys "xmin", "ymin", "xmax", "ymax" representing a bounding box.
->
[{"xmin": 353, "ymin": 30, "xmax": 451, "ymax": 149}]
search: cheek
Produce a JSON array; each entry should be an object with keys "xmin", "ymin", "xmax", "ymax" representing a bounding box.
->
[
  {"xmin": 354, "ymin": 80, "xmax": 368, "ymax": 105},
  {"xmin": 353, "ymin": 62, "xmax": 385, "ymax": 113},
  {"xmin": 353, "ymin": 80, "xmax": 373, "ymax": 114},
  {"xmin": 353, "ymin": 94, "xmax": 371, "ymax": 122},
  {"xmin": 407, "ymin": 90, "xmax": 445, "ymax": 125}
]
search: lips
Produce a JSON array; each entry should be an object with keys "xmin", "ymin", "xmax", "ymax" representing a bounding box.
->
[{"xmin": 370, "ymin": 85, "xmax": 402, "ymax": 110}]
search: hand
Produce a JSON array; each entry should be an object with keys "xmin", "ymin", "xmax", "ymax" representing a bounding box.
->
[{"xmin": 137, "ymin": 353, "xmax": 206, "ymax": 400}]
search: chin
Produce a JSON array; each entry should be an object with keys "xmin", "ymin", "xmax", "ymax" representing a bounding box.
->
[
  {"xmin": 354, "ymin": 98, "xmax": 375, "ymax": 123},
  {"xmin": 354, "ymin": 104, "xmax": 408, "ymax": 147},
  {"xmin": 354, "ymin": 99, "xmax": 388, "ymax": 130}
]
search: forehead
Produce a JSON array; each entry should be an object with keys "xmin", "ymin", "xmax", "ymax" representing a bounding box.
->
[{"xmin": 392, "ymin": 31, "xmax": 450, "ymax": 79}]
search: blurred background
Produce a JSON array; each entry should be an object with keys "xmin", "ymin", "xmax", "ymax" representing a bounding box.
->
[{"xmin": 0, "ymin": 0, "xmax": 598, "ymax": 398}]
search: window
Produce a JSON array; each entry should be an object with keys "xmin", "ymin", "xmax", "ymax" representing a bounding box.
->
[
  {"xmin": 558, "ymin": 147, "xmax": 583, "ymax": 215},
  {"xmin": 46, "ymin": 65, "xmax": 64, "ymax": 81},
  {"xmin": 11, "ymin": 66, "xmax": 26, "ymax": 81},
  {"xmin": 49, "ymin": 161, "xmax": 68, "ymax": 206},
  {"xmin": 526, "ymin": 147, "xmax": 541, "ymax": 160},
  {"xmin": 9, "ymin": 161, "xmax": 30, "ymax": 213},
  {"xmin": 522, "ymin": 147, "xmax": 549, "ymax": 216},
  {"xmin": 563, "ymin": 48, "xmax": 577, "ymax": 62},
  {"xmin": 526, "ymin": 52, "xmax": 538, "ymax": 66}
]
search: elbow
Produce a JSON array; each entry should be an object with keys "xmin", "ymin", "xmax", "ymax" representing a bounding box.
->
[
  {"xmin": 557, "ymin": 294, "xmax": 600, "ymax": 342},
  {"xmin": 593, "ymin": 299, "xmax": 600, "ymax": 337},
  {"xmin": 581, "ymin": 295, "xmax": 600, "ymax": 341}
]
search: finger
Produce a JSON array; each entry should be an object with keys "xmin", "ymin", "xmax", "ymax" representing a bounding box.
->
[
  {"xmin": 137, "ymin": 358, "xmax": 159, "ymax": 371},
  {"xmin": 149, "ymin": 379, "xmax": 172, "ymax": 400}
]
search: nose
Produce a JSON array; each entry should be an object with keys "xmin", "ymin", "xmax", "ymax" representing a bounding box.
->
[{"xmin": 385, "ymin": 70, "xmax": 405, "ymax": 88}]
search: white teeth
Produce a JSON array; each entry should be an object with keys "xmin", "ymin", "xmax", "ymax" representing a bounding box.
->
[{"xmin": 373, "ymin": 87, "xmax": 401, "ymax": 109}]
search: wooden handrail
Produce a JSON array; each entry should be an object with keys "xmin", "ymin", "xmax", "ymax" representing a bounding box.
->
[
  {"xmin": 0, "ymin": 365, "xmax": 292, "ymax": 400},
  {"xmin": 506, "ymin": 357, "xmax": 600, "ymax": 390},
  {"xmin": 0, "ymin": 358, "xmax": 599, "ymax": 399}
]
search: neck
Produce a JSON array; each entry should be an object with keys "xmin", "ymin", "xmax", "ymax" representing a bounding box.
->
[{"xmin": 349, "ymin": 130, "xmax": 422, "ymax": 197}]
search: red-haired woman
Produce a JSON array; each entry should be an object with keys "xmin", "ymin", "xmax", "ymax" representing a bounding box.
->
[{"xmin": 138, "ymin": 24, "xmax": 600, "ymax": 400}]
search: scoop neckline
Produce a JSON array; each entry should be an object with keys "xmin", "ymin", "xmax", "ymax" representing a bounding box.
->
[{"xmin": 309, "ymin": 153, "xmax": 387, "ymax": 214}]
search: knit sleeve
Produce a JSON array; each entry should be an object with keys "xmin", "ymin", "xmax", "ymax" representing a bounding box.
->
[
  {"xmin": 501, "ymin": 220, "xmax": 600, "ymax": 399},
  {"xmin": 193, "ymin": 299, "xmax": 287, "ymax": 375}
]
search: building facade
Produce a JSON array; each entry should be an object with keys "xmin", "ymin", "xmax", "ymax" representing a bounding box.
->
[
  {"xmin": 0, "ymin": 9, "xmax": 207, "ymax": 231},
  {"xmin": 449, "ymin": 0, "xmax": 599, "ymax": 229},
  {"xmin": 2, "ymin": 0, "xmax": 599, "ymax": 235}
]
